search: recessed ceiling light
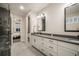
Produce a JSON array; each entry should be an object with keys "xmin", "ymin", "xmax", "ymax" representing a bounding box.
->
[{"xmin": 20, "ymin": 5, "xmax": 24, "ymax": 10}]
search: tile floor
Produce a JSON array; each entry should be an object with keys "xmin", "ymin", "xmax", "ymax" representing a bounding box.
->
[{"xmin": 11, "ymin": 42, "xmax": 43, "ymax": 56}]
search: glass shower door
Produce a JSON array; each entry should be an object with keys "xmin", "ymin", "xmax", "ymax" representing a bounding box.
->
[{"xmin": 0, "ymin": 4, "xmax": 11, "ymax": 56}]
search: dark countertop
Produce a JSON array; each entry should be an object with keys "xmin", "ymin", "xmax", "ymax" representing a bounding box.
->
[{"xmin": 31, "ymin": 33, "xmax": 79, "ymax": 45}]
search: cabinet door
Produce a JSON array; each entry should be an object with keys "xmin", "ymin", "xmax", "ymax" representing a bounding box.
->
[
  {"xmin": 32, "ymin": 36, "xmax": 41, "ymax": 48},
  {"xmin": 30, "ymin": 35, "xmax": 34, "ymax": 45},
  {"xmin": 36, "ymin": 37, "xmax": 43, "ymax": 49},
  {"xmin": 37, "ymin": 37, "xmax": 45, "ymax": 50},
  {"xmin": 34, "ymin": 36, "xmax": 40, "ymax": 48},
  {"xmin": 30, "ymin": 35, "xmax": 37, "ymax": 46},
  {"xmin": 58, "ymin": 46, "xmax": 76, "ymax": 56}
]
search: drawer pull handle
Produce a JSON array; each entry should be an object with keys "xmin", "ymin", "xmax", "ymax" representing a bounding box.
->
[
  {"xmin": 49, "ymin": 46, "xmax": 53, "ymax": 49},
  {"xmin": 49, "ymin": 40, "xmax": 53, "ymax": 42}
]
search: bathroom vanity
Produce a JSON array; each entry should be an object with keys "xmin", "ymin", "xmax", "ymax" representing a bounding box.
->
[{"xmin": 30, "ymin": 33, "xmax": 79, "ymax": 56}]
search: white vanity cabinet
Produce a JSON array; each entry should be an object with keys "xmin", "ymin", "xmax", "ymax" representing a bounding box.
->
[
  {"xmin": 30, "ymin": 35, "xmax": 79, "ymax": 56},
  {"xmin": 58, "ymin": 41, "xmax": 78, "ymax": 56}
]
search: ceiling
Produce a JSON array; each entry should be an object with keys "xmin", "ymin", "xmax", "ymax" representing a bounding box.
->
[{"xmin": 9, "ymin": 3, "xmax": 49, "ymax": 17}]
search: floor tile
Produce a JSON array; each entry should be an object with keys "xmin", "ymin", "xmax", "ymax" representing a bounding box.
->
[{"xmin": 11, "ymin": 42, "xmax": 43, "ymax": 56}]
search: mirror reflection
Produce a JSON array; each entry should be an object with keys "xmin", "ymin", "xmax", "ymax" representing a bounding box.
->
[{"xmin": 65, "ymin": 3, "xmax": 79, "ymax": 32}]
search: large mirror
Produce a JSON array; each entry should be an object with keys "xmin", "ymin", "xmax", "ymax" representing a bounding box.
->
[
  {"xmin": 37, "ymin": 13, "xmax": 46, "ymax": 32},
  {"xmin": 65, "ymin": 3, "xmax": 79, "ymax": 32}
]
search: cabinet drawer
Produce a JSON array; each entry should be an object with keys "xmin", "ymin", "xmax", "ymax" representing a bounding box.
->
[
  {"xmin": 39, "ymin": 45, "xmax": 57, "ymax": 56},
  {"xmin": 43, "ymin": 45, "xmax": 57, "ymax": 56},
  {"xmin": 48, "ymin": 44, "xmax": 57, "ymax": 53},
  {"xmin": 58, "ymin": 41, "xmax": 78, "ymax": 51},
  {"xmin": 44, "ymin": 38, "xmax": 57, "ymax": 45},
  {"xmin": 44, "ymin": 42, "xmax": 58, "ymax": 53}
]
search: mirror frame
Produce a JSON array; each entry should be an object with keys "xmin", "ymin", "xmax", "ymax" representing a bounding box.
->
[
  {"xmin": 64, "ymin": 3, "xmax": 79, "ymax": 32},
  {"xmin": 37, "ymin": 13, "xmax": 46, "ymax": 32}
]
